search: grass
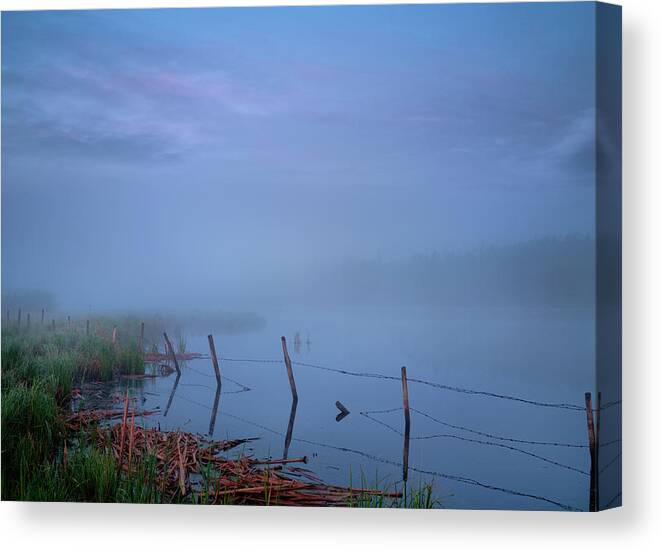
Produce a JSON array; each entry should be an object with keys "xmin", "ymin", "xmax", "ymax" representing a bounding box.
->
[
  {"xmin": 18, "ymin": 443, "xmax": 172, "ymax": 503},
  {"xmin": 346, "ymin": 468, "xmax": 438, "ymax": 509},
  {"xmin": 1, "ymin": 320, "xmax": 145, "ymax": 500},
  {"xmin": 1, "ymin": 318, "xmax": 438, "ymax": 507}
]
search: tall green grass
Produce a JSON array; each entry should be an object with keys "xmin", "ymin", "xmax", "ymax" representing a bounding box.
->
[
  {"xmin": 1, "ymin": 320, "xmax": 145, "ymax": 500},
  {"xmin": 20, "ymin": 446, "xmax": 168, "ymax": 503}
]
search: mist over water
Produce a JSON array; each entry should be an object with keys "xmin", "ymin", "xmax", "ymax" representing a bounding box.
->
[
  {"xmin": 1, "ymin": 4, "xmax": 610, "ymax": 510},
  {"xmin": 2, "ymin": 4, "xmax": 597, "ymax": 314}
]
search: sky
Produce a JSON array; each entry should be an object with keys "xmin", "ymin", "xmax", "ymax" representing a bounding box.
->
[{"xmin": 1, "ymin": 3, "xmax": 598, "ymax": 311}]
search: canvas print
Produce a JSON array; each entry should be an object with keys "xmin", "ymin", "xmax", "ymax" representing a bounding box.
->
[{"xmin": 0, "ymin": 2, "xmax": 621, "ymax": 510}]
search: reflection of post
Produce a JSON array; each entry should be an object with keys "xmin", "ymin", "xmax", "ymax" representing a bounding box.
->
[
  {"xmin": 208, "ymin": 334, "xmax": 222, "ymax": 385},
  {"xmin": 164, "ymin": 373, "xmax": 181, "ymax": 417},
  {"xmin": 283, "ymin": 397, "xmax": 298, "ymax": 460},
  {"xmin": 208, "ymin": 385, "xmax": 222, "ymax": 437},
  {"xmin": 281, "ymin": 336, "xmax": 298, "ymax": 400},
  {"xmin": 401, "ymin": 366, "xmax": 411, "ymax": 483},
  {"xmin": 585, "ymin": 392, "xmax": 597, "ymax": 512},
  {"xmin": 163, "ymin": 332, "xmax": 180, "ymax": 374}
]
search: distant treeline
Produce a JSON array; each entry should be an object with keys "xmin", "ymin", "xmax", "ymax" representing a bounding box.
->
[{"xmin": 303, "ymin": 235, "xmax": 596, "ymax": 308}]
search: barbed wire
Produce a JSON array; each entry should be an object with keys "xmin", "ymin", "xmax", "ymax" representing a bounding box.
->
[
  {"xmin": 184, "ymin": 364, "xmax": 251, "ymax": 392},
  {"xmin": 224, "ymin": 357, "xmax": 617, "ymax": 412},
  {"xmin": 359, "ymin": 410, "xmax": 589, "ymax": 477},
  {"xmin": 604, "ymin": 491, "xmax": 622, "ymax": 509},
  {"xmin": 215, "ymin": 356, "xmax": 621, "ymax": 413},
  {"xmin": 599, "ymin": 452, "xmax": 621, "ymax": 475},
  {"xmin": 215, "ymin": 408, "xmax": 581, "ymax": 511}
]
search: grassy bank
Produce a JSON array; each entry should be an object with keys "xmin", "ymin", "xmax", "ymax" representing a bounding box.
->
[
  {"xmin": 1, "ymin": 321, "xmax": 143, "ymax": 500},
  {"xmin": 1, "ymin": 319, "xmax": 436, "ymax": 507}
]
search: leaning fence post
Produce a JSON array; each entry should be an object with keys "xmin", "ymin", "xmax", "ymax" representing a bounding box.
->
[
  {"xmin": 207, "ymin": 334, "xmax": 222, "ymax": 385},
  {"xmin": 585, "ymin": 392, "xmax": 597, "ymax": 512},
  {"xmin": 401, "ymin": 366, "xmax": 411, "ymax": 483},
  {"xmin": 281, "ymin": 336, "xmax": 298, "ymax": 401},
  {"xmin": 163, "ymin": 332, "xmax": 180, "ymax": 374}
]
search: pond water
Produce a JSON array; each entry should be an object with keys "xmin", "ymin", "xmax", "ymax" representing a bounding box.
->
[{"xmin": 84, "ymin": 306, "xmax": 620, "ymax": 511}]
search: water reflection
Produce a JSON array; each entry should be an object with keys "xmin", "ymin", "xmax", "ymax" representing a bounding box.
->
[
  {"xmin": 283, "ymin": 397, "xmax": 298, "ymax": 460},
  {"xmin": 208, "ymin": 384, "xmax": 222, "ymax": 437},
  {"xmin": 164, "ymin": 372, "xmax": 181, "ymax": 417}
]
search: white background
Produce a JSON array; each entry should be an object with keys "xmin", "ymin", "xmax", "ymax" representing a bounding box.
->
[{"xmin": 0, "ymin": 0, "xmax": 658, "ymax": 549}]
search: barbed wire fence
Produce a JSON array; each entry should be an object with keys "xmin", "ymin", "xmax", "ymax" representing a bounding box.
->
[{"xmin": 154, "ymin": 343, "xmax": 621, "ymax": 512}]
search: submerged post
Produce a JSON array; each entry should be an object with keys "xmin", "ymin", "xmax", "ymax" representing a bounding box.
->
[
  {"xmin": 207, "ymin": 334, "xmax": 222, "ymax": 385},
  {"xmin": 585, "ymin": 392, "xmax": 597, "ymax": 512},
  {"xmin": 281, "ymin": 336, "xmax": 298, "ymax": 401},
  {"xmin": 163, "ymin": 332, "xmax": 180, "ymax": 374},
  {"xmin": 401, "ymin": 366, "xmax": 411, "ymax": 483}
]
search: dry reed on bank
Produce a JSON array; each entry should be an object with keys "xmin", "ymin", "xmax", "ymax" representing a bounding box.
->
[{"xmin": 67, "ymin": 407, "xmax": 403, "ymax": 506}]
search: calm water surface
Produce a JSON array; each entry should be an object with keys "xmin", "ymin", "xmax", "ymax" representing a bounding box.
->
[{"xmin": 86, "ymin": 306, "xmax": 615, "ymax": 511}]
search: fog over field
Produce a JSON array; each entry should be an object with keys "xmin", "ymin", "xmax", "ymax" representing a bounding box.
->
[{"xmin": 2, "ymin": 4, "xmax": 598, "ymax": 313}]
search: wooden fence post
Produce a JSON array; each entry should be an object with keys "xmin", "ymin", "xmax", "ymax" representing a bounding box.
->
[
  {"xmin": 67, "ymin": 315, "xmax": 71, "ymax": 329},
  {"xmin": 585, "ymin": 392, "xmax": 597, "ymax": 512},
  {"xmin": 26, "ymin": 313, "xmax": 31, "ymax": 330},
  {"xmin": 163, "ymin": 332, "xmax": 180, "ymax": 374},
  {"xmin": 41, "ymin": 309, "xmax": 45, "ymax": 325},
  {"xmin": 402, "ymin": 366, "xmax": 411, "ymax": 483},
  {"xmin": 281, "ymin": 336, "xmax": 298, "ymax": 401},
  {"xmin": 51, "ymin": 319, "xmax": 55, "ymax": 331},
  {"xmin": 17, "ymin": 308, "xmax": 21, "ymax": 328},
  {"xmin": 112, "ymin": 325, "xmax": 117, "ymax": 344},
  {"xmin": 207, "ymin": 334, "xmax": 222, "ymax": 385},
  {"xmin": 86, "ymin": 319, "xmax": 90, "ymax": 336},
  {"xmin": 138, "ymin": 322, "xmax": 145, "ymax": 352}
]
